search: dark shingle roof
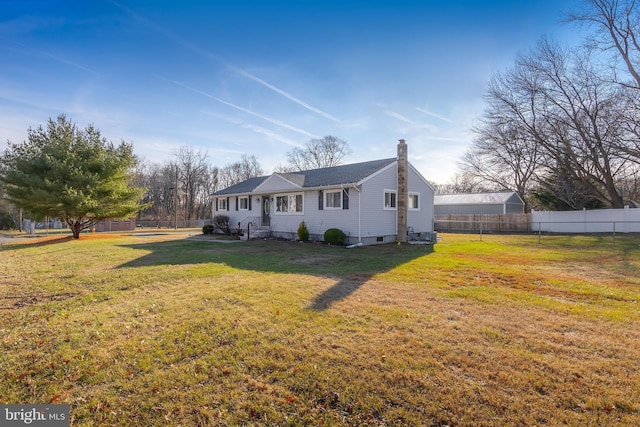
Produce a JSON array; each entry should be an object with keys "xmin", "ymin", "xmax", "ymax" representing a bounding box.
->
[
  {"xmin": 212, "ymin": 158, "xmax": 396, "ymax": 196},
  {"xmin": 213, "ymin": 175, "xmax": 269, "ymax": 196}
]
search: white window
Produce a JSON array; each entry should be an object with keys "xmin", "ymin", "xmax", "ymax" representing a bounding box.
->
[
  {"xmin": 324, "ymin": 190, "xmax": 342, "ymax": 209},
  {"xmin": 384, "ymin": 191, "xmax": 396, "ymax": 209},
  {"xmin": 239, "ymin": 196, "xmax": 249, "ymax": 210},
  {"xmin": 275, "ymin": 193, "xmax": 303, "ymax": 213},
  {"xmin": 290, "ymin": 194, "xmax": 303, "ymax": 212},
  {"xmin": 218, "ymin": 198, "xmax": 227, "ymax": 211},
  {"xmin": 409, "ymin": 193, "xmax": 420, "ymax": 210}
]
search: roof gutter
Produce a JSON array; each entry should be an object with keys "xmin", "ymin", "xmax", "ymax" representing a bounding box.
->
[{"xmin": 212, "ymin": 183, "xmax": 361, "ymax": 198}]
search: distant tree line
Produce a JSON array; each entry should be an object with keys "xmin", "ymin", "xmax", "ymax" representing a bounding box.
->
[
  {"xmin": 0, "ymin": 121, "xmax": 350, "ymax": 231},
  {"xmin": 446, "ymin": 0, "xmax": 640, "ymax": 211},
  {"xmin": 135, "ymin": 135, "xmax": 350, "ymax": 225}
]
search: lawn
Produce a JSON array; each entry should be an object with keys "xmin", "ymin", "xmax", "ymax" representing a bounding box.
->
[{"xmin": 1, "ymin": 232, "xmax": 639, "ymax": 426}]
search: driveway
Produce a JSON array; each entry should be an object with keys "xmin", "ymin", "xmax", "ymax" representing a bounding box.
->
[{"xmin": 0, "ymin": 235, "xmax": 15, "ymax": 245}]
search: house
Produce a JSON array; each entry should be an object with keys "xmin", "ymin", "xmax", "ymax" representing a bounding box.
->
[
  {"xmin": 211, "ymin": 140, "xmax": 435, "ymax": 245},
  {"xmin": 434, "ymin": 191, "xmax": 525, "ymax": 215}
]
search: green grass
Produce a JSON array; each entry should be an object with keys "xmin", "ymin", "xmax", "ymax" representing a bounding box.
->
[{"xmin": 1, "ymin": 232, "xmax": 639, "ymax": 426}]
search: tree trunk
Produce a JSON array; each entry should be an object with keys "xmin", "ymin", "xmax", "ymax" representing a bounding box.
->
[{"xmin": 71, "ymin": 221, "xmax": 82, "ymax": 239}]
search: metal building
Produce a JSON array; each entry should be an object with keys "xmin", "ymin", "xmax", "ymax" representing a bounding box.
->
[{"xmin": 434, "ymin": 191, "xmax": 525, "ymax": 215}]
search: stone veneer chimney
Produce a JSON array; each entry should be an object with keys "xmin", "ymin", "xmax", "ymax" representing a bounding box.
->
[{"xmin": 396, "ymin": 139, "xmax": 408, "ymax": 242}]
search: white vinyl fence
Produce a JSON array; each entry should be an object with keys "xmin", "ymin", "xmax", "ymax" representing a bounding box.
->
[{"xmin": 531, "ymin": 206, "xmax": 640, "ymax": 233}]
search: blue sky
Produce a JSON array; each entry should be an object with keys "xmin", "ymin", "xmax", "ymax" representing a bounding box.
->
[{"xmin": 1, "ymin": 0, "xmax": 585, "ymax": 184}]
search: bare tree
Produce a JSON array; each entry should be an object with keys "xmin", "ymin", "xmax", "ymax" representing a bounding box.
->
[
  {"xmin": 477, "ymin": 38, "xmax": 632, "ymax": 208},
  {"xmin": 463, "ymin": 1, "xmax": 640, "ymax": 210},
  {"xmin": 569, "ymin": 0, "xmax": 640, "ymax": 160},
  {"xmin": 617, "ymin": 164, "xmax": 640, "ymax": 203},
  {"xmin": 569, "ymin": 0, "xmax": 640, "ymax": 89},
  {"xmin": 218, "ymin": 154, "xmax": 263, "ymax": 189},
  {"xmin": 175, "ymin": 146, "xmax": 212, "ymax": 221},
  {"xmin": 138, "ymin": 151, "xmax": 218, "ymax": 225},
  {"xmin": 138, "ymin": 163, "xmax": 167, "ymax": 223},
  {"xmin": 272, "ymin": 163, "xmax": 297, "ymax": 173},
  {"xmin": 462, "ymin": 121, "xmax": 542, "ymax": 211},
  {"xmin": 431, "ymin": 172, "xmax": 487, "ymax": 195},
  {"xmin": 195, "ymin": 165, "xmax": 218, "ymax": 220},
  {"xmin": 286, "ymin": 136, "xmax": 351, "ymax": 171}
]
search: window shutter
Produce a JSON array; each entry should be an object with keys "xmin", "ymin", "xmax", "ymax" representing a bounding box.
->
[
  {"xmin": 318, "ymin": 190, "xmax": 324, "ymax": 210},
  {"xmin": 342, "ymin": 188, "xmax": 349, "ymax": 210},
  {"xmin": 235, "ymin": 196, "xmax": 238, "ymax": 211},
  {"xmin": 226, "ymin": 197, "xmax": 230, "ymax": 210},
  {"xmin": 215, "ymin": 198, "xmax": 218, "ymax": 211},
  {"xmin": 248, "ymin": 195, "xmax": 252, "ymax": 210}
]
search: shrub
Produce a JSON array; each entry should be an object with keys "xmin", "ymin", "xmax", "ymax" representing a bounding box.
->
[
  {"xmin": 202, "ymin": 224, "xmax": 214, "ymax": 235},
  {"xmin": 213, "ymin": 215, "xmax": 231, "ymax": 234},
  {"xmin": 324, "ymin": 228, "xmax": 346, "ymax": 245},
  {"xmin": 297, "ymin": 220, "xmax": 310, "ymax": 242},
  {"xmin": 0, "ymin": 212, "xmax": 15, "ymax": 230}
]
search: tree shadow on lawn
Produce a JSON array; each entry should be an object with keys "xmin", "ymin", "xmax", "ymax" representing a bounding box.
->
[
  {"xmin": 0, "ymin": 235, "xmax": 74, "ymax": 249},
  {"xmin": 0, "ymin": 233, "xmax": 126, "ymax": 251},
  {"xmin": 116, "ymin": 238, "xmax": 434, "ymax": 310}
]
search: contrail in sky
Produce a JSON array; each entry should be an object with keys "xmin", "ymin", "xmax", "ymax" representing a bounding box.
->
[
  {"xmin": 202, "ymin": 111, "xmax": 302, "ymax": 148},
  {"xmin": 111, "ymin": 1, "xmax": 340, "ymax": 123},
  {"xmin": 110, "ymin": 1, "xmax": 224, "ymax": 63},
  {"xmin": 229, "ymin": 67, "xmax": 342, "ymax": 123},
  {"xmin": 384, "ymin": 110, "xmax": 416, "ymax": 124},
  {"xmin": 7, "ymin": 41, "xmax": 100, "ymax": 75},
  {"xmin": 416, "ymin": 107, "xmax": 452, "ymax": 123},
  {"xmin": 214, "ymin": 97, "xmax": 319, "ymax": 138},
  {"xmin": 384, "ymin": 110, "xmax": 437, "ymax": 131},
  {"xmin": 173, "ymin": 81, "xmax": 318, "ymax": 139}
]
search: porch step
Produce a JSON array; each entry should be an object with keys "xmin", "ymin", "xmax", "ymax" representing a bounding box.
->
[
  {"xmin": 238, "ymin": 228, "xmax": 269, "ymax": 240},
  {"xmin": 250, "ymin": 229, "xmax": 269, "ymax": 239}
]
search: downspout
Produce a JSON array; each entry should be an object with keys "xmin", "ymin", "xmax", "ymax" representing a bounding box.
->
[
  {"xmin": 346, "ymin": 184, "xmax": 363, "ymax": 248},
  {"xmin": 353, "ymin": 185, "xmax": 362, "ymax": 243},
  {"xmin": 340, "ymin": 183, "xmax": 362, "ymax": 244}
]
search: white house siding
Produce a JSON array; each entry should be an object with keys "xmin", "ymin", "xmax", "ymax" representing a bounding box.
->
[
  {"xmin": 213, "ymin": 162, "xmax": 434, "ymax": 245},
  {"xmin": 213, "ymin": 195, "xmax": 259, "ymax": 228},
  {"xmin": 407, "ymin": 166, "xmax": 435, "ymax": 233},
  {"xmin": 358, "ymin": 164, "xmax": 434, "ymax": 244},
  {"xmin": 215, "ymin": 190, "xmax": 361, "ymax": 243},
  {"xmin": 360, "ymin": 165, "xmax": 398, "ymax": 243},
  {"xmin": 273, "ymin": 189, "xmax": 361, "ymax": 243}
]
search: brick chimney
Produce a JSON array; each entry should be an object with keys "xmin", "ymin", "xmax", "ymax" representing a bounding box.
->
[{"xmin": 396, "ymin": 139, "xmax": 408, "ymax": 242}]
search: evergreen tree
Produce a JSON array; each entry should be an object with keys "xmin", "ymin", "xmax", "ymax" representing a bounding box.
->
[{"xmin": 0, "ymin": 115, "xmax": 147, "ymax": 238}]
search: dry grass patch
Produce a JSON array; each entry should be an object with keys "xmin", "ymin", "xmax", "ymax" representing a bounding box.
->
[{"xmin": 0, "ymin": 233, "xmax": 639, "ymax": 426}]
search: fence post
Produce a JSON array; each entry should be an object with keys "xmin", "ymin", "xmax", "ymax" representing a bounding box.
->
[
  {"xmin": 538, "ymin": 223, "xmax": 541, "ymax": 244},
  {"xmin": 613, "ymin": 221, "xmax": 616, "ymax": 246}
]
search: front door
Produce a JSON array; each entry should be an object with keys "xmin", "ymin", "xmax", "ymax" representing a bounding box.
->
[{"xmin": 262, "ymin": 195, "xmax": 271, "ymax": 227}]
